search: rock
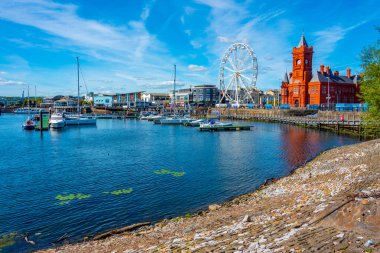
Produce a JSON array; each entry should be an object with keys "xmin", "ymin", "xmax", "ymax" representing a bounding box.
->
[
  {"xmin": 208, "ymin": 204, "xmax": 221, "ymax": 211},
  {"xmin": 242, "ymin": 215, "xmax": 251, "ymax": 222}
]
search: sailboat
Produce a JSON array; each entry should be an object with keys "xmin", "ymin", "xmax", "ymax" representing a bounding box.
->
[
  {"xmin": 22, "ymin": 84, "xmax": 36, "ymax": 130},
  {"xmin": 160, "ymin": 65, "xmax": 194, "ymax": 125},
  {"xmin": 64, "ymin": 57, "xmax": 96, "ymax": 126}
]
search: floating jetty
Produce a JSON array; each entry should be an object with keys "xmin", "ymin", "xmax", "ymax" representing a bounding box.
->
[{"xmin": 199, "ymin": 125, "xmax": 252, "ymax": 131}]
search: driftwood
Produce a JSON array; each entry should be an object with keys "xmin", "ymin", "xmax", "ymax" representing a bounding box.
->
[{"xmin": 93, "ymin": 222, "xmax": 151, "ymax": 241}]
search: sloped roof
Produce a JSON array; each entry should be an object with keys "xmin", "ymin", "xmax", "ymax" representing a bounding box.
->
[
  {"xmin": 283, "ymin": 72, "xmax": 289, "ymax": 83},
  {"xmin": 298, "ymin": 33, "xmax": 308, "ymax": 47},
  {"xmin": 309, "ymin": 71, "xmax": 360, "ymax": 84}
]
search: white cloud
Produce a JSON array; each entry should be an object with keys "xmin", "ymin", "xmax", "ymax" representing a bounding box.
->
[
  {"xmin": 312, "ymin": 21, "xmax": 368, "ymax": 65},
  {"xmin": 185, "ymin": 29, "xmax": 191, "ymax": 36},
  {"xmin": 0, "ymin": 78, "xmax": 27, "ymax": 86},
  {"xmin": 184, "ymin": 6, "xmax": 195, "ymax": 15},
  {"xmin": 217, "ymin": 36, "xmax": 234, "ymax": 44},
  {"xmin": 188, "ymin": 64, "xmax": 207, "ymax": 72},
  {"xmin": 190, "ymin": 40, "xmax": 202, "ymax": 48},
  {"xmin": 0, "ymin": 0, "xmax": 188, "ymax": 95},
  {"xmin": 193, "ymin": 0, "xmax": 291, "ymax": 89}
]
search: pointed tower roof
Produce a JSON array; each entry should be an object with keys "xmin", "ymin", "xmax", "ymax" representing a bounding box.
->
[
  {"xmin": 298, "ymin": 33, "xmax": 308, "ymax": 47},
  {"xmin": 283, "ymin": 72, "xmax": 289, "ymax": 83}
]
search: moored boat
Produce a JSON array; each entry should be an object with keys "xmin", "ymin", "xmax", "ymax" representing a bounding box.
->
[
  {"xmin": 22, "ymin": 116, "xmax": 36, "ymax": 130},
  {"xmin": 49, "ymin": 113, "xmax": 66, "ymax": 129},
  {"xmin": 64, "ymin": 114, "xmax": 97, "ymax": 125}
]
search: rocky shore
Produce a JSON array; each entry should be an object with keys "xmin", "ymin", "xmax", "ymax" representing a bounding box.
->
[{"xmin": 40, "ymin": 139, "xmax": 380, "ymax": 253}]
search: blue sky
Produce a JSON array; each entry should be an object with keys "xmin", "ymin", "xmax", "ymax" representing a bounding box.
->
[{"xmin": 0, "ymin": 0, "xmax": 379, "ymax": 96}]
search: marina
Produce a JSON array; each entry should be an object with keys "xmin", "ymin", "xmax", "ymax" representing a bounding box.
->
[{"xmin": 0, "ymin": 114, "xmax": 360, "ymax": 253}]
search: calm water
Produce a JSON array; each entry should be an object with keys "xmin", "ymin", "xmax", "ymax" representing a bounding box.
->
[{"xmin": 0, "ymin": 114, "xmax": 359, "ymax": 252}]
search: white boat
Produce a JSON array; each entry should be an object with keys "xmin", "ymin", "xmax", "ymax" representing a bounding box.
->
[
  {"xmin": 22, "ymin": 85, "xmax": 36, "ymax": 130},
  {"xmin": 64, "ymin": 114, "xmax": 96, "ymax": 125},
  {"xmin": 62, "ymin": 57, "xmax": 97, "ymax": 126},
  {"xmin": 188, "ymin": 118, "xmax": 206, "ymax": 126},
  {"xmin": 160, "ymin": 116, "xmax": 183, "ymax": 125},
  {"xmin": 147, "ymin": 115, "xmax": 164, "ymax": 121},
  {"xmin": 160, "ymin": 115, "xmax": 195, "ymax": 125},
  {"xmin": 49, "ymin": 113, "xmax": 66, "ymax": 129},
  {"xmin": 199, "ymin": 121, "xmax": 233, "ymax": 128},
  {"xmin": 16, "ymin": 108, "xmax": 43, "ymax": 114}
]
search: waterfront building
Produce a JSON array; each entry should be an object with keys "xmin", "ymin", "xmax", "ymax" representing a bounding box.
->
[
  {"xmin": 172, "ymin": 88, "xmax": 193, "ymax": 108},
  {"xmin": 192, "ymin": 85, "xmax": 219, "ymax": 107},
  {"xmin": 141, "ymin": 93, "xmax": 171, "ymax": 108},
  {"xmin": 264, "ymin": 89, "xmax": 281, "ymax": 106},
  {"xmin": 53, "ymin": 98, "xmax": 78, "ymax": 112},
  {"xmin": 94, "ymin": 96, "xmax": 113, "ymax": 107},
  {"xmin": 281, "ymin": 33, "xmax": 360, "ymax": 107}
]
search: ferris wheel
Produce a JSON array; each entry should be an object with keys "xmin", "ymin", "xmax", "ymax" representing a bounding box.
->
[{"xmin": 219, "ymin": 43, "xmax": 258, "ymax": 106}]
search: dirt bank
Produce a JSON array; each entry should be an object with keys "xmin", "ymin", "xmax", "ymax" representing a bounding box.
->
[{"xmin": 40, "ymin": 139, "xmax": 380, "ymax": 253}]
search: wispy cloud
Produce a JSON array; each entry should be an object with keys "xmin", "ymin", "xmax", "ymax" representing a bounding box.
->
[
  {"xmin": 0, "ymin": 78, "xmax": 27, "ymax": 86},
  {"xmin": 312, "ymin": 20, "xmax": 369, "ymax": 65},
  {"xmin": 188, "ymin": 64, "xmax": 207, "ymax": 72},
  {"xmin": 0, "ymin": 0, "xmax": 179, "ymax": 93},
  {"xmin": 194, "ymin": 0, "xmax": 289, "ymax": 88}
]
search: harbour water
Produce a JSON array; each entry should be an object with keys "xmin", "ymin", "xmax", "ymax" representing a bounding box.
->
[{"xmin": 0, "ymin": 115, "xmax": 360, "ymax": 252}]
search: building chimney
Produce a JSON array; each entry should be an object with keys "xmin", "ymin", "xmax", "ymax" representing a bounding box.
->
[
  {"xmin": 347, "ymin": 68, "xmax": 351, "ymax": 78},
  {"xmin": 325, "ymin": 66, "xmax": 330, "ymax": 75},
  {"xmin": 320, "ymin": 65, "xmax": 324, "ymax": 73},
  {"xmin": 334, "ymin": 71, "xmax": 339, "ymax": 76}
]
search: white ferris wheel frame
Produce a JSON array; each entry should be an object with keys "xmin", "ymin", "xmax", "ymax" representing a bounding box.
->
[{"xmin": 219, "ymin": 42, "xmax": 258, "ymax": 106}]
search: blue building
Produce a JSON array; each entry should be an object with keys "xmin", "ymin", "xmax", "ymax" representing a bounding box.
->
[{"xmin": 94, "ymin": 96, "xmax": 113, "ymax": 107}]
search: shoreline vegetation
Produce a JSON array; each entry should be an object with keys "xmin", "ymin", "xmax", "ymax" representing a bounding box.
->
[{"xmin": 38, "ymin": 139, "xmax": 380, "ymax": 253}]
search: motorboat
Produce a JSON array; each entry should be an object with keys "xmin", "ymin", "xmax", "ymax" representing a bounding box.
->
[
  {"xmin": 49, "ymin": 113, "xmax": 66, "ymax": 129},
  {"xmin": 64, "ymin": 114, "xmax": 97, "ymax": 125},
  {"xmin": 15, "ymin": 108, "xmax": 45, "ymax": 114},
  {"xmin": 187, "ymin": 118, "xmax": 206, "ymax": 126},
  {"xmin": 199, "ymin": 120, "xmax": 233, "ymax": 128},
  {"xmin": 160, "ymin": 116, "xmax": 182, "ymax": 125},
  {"xmin": 22, "ymin": 116, "xmax": 36, "ymax": 130},
  {"xmin": 147, "ymin": 115, "xmax": 165, "ymax": 122}
]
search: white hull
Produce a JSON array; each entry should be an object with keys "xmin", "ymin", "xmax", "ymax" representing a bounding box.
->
[
  {"xmin": 65, "ymin": 118, "xmax": 97, "ymax": 125},
  {"xmin": 200, "ymin": 122, "xmax": 233, "ymax": 128},
  {"xmin": 50, "ymin": 113, "xmax": 66, "ymax": 129},
  {"xmin": 50, "ymin": 121, "xmax": 65, "ymax": 129}
]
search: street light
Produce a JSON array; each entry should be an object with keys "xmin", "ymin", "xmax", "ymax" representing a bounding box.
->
[{"xmin": 326, "ymin": 76, "xmax": 331, "ymax": 110}]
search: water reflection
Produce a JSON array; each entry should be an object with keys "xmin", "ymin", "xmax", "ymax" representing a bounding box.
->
[{"xmin": 280, "ymin": 125, "xmax": 325, "ymax": 168}]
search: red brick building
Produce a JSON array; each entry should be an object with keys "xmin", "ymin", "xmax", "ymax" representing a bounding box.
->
[{"xmin": 281, "ymin": 34, "xmax": 360, "ymax": 107}]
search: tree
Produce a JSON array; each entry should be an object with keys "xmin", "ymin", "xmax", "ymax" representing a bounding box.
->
[{"xmin": 360, "ymin": 28, "xmax": 380, "ymax": 125}]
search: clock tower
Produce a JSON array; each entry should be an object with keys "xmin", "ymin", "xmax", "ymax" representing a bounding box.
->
[{"xmin": 291, "ymin": 33, "xmax": 313, "ymax": 107}]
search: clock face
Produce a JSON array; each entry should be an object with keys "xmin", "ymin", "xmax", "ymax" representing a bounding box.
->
[
  {"xmin": 305, "ymin": 59, "xmax": 309, "ymax": 64},
  {"xmin": 297, "ymin": 59, "xmax": 301, "ymax": 65}
]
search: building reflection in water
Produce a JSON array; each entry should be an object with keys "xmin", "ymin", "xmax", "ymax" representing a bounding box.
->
[{"xmin": 280, "ymin": 124, "xmax": 323, "ymax": 169}]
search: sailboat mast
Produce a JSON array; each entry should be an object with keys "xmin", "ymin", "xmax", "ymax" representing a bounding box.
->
[
  {"xmin": 27, "ymin": 84, "xmax": 30, "ymax": 115},
  {"xmin": 34, "ymin": 85, "xmax": 36, "ymax": 108},
  {"xmin": 77, "ymin": 57, "xmax": 80, "ymax": 114},
  {"xmin": 173, "ymin": 64, "xmax": 176, "ymax": 113}
]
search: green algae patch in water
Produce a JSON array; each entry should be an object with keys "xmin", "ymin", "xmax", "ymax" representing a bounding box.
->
[
  {"xmin": 0, "ymin": 233, "xmax": 16, "ymax": 249},
  {"xmin": 154, "ymin": 169, "xmax": 186, "ymax": 177},
  {"xmin": 106, "ymin": 188, "xmax": 134, "ymax": 195},
  {"xmin": 55, "ymin": 193, "xmax": 91, "ymax": 205},
  {"xmin": 103, "ymin": 188, "xmax": 134, "ymax": 195}
]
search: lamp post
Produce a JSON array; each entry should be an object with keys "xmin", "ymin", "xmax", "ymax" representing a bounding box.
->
[{"xmin": 326, "ymin": 76, "xmax": 331, "ymax": 110}]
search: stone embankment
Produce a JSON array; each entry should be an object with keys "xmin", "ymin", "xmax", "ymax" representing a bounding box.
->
[{"xmin": 41, "ymin": 139, "xmax": 380, "ymax": 253}]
